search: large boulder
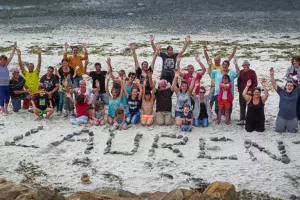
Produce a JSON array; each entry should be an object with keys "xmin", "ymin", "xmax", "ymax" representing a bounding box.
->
[
  {"xmin": 0, "ymin": 179, "xmax": 65, "ymax": 200},
  {"xmin": 66, "ymin": 191, "xmax": 141, "ymax": 200},
  {"xmin": 162, "ymin": 189, "xmax": 194, "ymax": 200},
  {"xmin": 202, "ymin": 181, "xmax": 238, "ymax": 200},
  {"xmin": 139, "ymin": 191, "xmax": 168, "ymax": 200}
]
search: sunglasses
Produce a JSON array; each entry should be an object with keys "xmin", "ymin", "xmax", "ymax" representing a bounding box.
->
[{"xmin": 199, "ymin": 91, "xmax": 205, "ymax": 94}]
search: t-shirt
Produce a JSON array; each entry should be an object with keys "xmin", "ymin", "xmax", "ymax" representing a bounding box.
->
[
  {"xmin": 210, "ymin": 64, "xmax": 223, "ymax": 85},
  {"xmin": 159, "ymin": 52, "xmax": 179, "ymax": 77},
  {"xmin": 176, "ymin": 91, "xmax": 191, "ymax": 112},
  {"xmin": 180, "ymin": 112, "xmax": 192, "ymax": 125},
  {"xmin": 155, "ymin": 88, "xmax": 173, "ymax": 112},
  {"xmin": 34, "ymin": 94, "xmax": 49, "ymax": 111},
  {"xmin": 58, "ymin": 67, "xmax": 74, "ymax": 84},
  {"xmin": 127, "ymin": 96, "xmax": 141, "ymax": 113},
  {"xmin": 74, "ymin": 88, "xmax": 94, "ymax": 102},
  {"xmin": 63, "ymin": 52, "xmax": 88, "ymax": 76},
  {"xmin": 211, "ymin": 69, "xmax": 237, "ymax": 96},
  {"xmin": 277, "ymin": 86, "xmax": 300, "ymax": 119},
  {"xmin": 9, "ymin": 76, "xmax": 26, "ymax": 98},
  {"xmin": 183, "ymin": 72, "xmax": 203, "ymax": 94},
  {"xmin": 23, "ymin": 69, "xmax": 40, "ymax": 94},
  {"xmin": 39, "ymin": 74, "xmax": 59, "ymax": 92},
  {"xmin": 89, "ymin": 71, "xmax": 107, "ymax": 93},
  {"xmin": 75, "ymin": 103, "xmax": 89, "ymax": 118},
  {"xmin": 121, "ymin": 84, "xmax": 133, "ymax": 105},
  {"xmin": 0, "ymin": 64, "xmax": 9, "ymax": 86}
]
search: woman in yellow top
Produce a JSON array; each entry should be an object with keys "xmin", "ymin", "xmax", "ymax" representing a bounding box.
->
[
  {"xmin": 63, "ymin": 42, "xmax": 88, "ymax": 88},
  {"xmin": 17, "ymin": 48, "xmax": 41, "ymax": 110}
]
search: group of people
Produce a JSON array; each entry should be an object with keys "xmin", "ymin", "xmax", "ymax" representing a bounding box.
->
[{"xmin": 1, "ymin": 36, "xmax": 300, "ymax": 133}]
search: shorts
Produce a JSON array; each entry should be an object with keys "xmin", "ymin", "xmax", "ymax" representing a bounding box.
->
[
  {"xmin": 218, "ymin": 99, "xmax": 231, "ymax": 109},
  {"xmin": 141, "ymin": 115, "xmax": 154, "ymax": 121},
  {"xmin": 39, "ymin": 108, "xmax": 49, "ymax": 115}
]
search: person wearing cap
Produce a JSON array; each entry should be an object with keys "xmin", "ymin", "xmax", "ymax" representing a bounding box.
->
[
  {"xmin": 204, "ymin": 45, "xmax": 237, "ymax": 110},
  {"xmin": 9, "ymin": 69, "xmax": 30, "ymax": 112},
  {"xmin": 237, "ymin": 60, "xmax": 257, "ymax": 125},
  {"xmin": 0, "ymin": 42, "xmax": 17, "ymax": 115},
  {"xmin": 84, "ymin": 58, "xmax": 112, "ymax": 105},
  {"xmin": 63, "ymin": 42, "xmax": 88, "ymax": 88},
  {"xmin": 150, "ymin": 35, "xmax": 190, "ymax": 84},
  {"xmin": 16, "ymin": 47, "xmax": 41, "ymax": 110},
  {"xmin": 56, "ymin": 59, "xmax": 74, "ymax": 115},
  {"xmin": 285, "ymin": 55, "xmax": 300, "ymax": 120}
]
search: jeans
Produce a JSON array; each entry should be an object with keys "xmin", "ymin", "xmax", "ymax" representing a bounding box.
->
[
  {"xmin": 193, "ymin": 117, "xmax": 209, "ymax": 127},
  {"xmin": 97, "ymin": 93, "xmax": 109, "ymax": 105},
  {"xmin": 73, "ymin": 76, "xmax": 83, "ymax": 88},
  {"xmin": 126, "ymin": 112, "xmax": 140, "ymax": 124},
  {"xmin": 11, "ymin": 98, "xmax": 22, "ymax": 112},
  {"xmin": 181, "ymin": 124, "xmax": 192, "ymax": 132},
  {"xmin": 58, "ymin": 91, "xmax": 64, "ymax": 112},
  {"xmin": 70, "ymin": 116, "xmax": 89, "ymax": 125}
]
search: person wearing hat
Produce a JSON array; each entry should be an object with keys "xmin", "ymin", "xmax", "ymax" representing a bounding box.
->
[
  {"xmin": 237, "ymin": 60, "xmax": 257, "ymax": 125},
  {"xmin": 150, "ymin": 34, "xmax": 190, "ymax": 84},
  {"xmin": 84, "ymin": 58, "xmax": 112, "ymax": 105},
  {"xmin": 9, "ymin": 69, "xmax": 30, "ymax": 112},
  {"xmin": 17, "ymin": 47, "xmax": 41, "ymax": 111}
]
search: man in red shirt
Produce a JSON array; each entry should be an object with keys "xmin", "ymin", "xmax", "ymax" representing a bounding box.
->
[{"xmin": 237, "ymin": 60, "xmax": 257, "ymax": 125}]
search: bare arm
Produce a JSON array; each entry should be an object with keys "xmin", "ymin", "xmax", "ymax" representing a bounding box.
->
[
  {"xmin": 105, "ymin": 75, "xmax": 111, "ymax": 100},
  {"xmin": 121, "ymin": 80, "xmax": 129, "ymax": 98},
  {"xmin": 207, "ymin": 58, "xmax": 213, "ymax": 77},
  {"xmin": 7, "ymin": 42, "xmax": 17, "ymax": 65},
  {"xmin": 203, "ymin": 45, "xmax": 210, "ymax": 63},
  {"xmin": 233, "ymin": 57, "xmax": 240, "ymax": 76},
  {"xmin": 80, "ymin": 42, "xmax": 88, "ymax": 60},
  {"xmin": 178, "ymin": 36, "xmax": 190, "ymax": 57},
  {"xmin": 84, "ymin": 60, "xmax": 89, "ymax": 75},
  {"xmin": 171, "ymin": 72, "xmax": 179, "ymax": 93},
  {"xmin": 66, "ymin": 93, "xmax": 76, "ymax": 105},
  {"xmin": 192, "ymin": 83, "xmax": 200, "ymax": 96},
  {"xmin": 149, "ymin": 35, "xmax": 156, "ymax": 52},
  {"xmin": 150, "ymin": 45, "xmax": 160, "ymax": 72},
  {"xmin": 54, "ymin": 67, "xmax": 60, "ymax": 79},
  {"xmin": 106, "ymin": 57, "xmax": 112, "ymax": 74},
  {"xmin": 176, "ymin": 57, "xmax": 184, "ymax": 77},
  {"xmin": 261, "ymin": 79, "xmax": 269, "ymax": 103},
  {"xmin": 138, "ymin": 82, "xmax": 143, "ymax": 100},
  {"xmin": 270, "ymin": 67, "xmax": 277, "ymax": 90},
  {"xmin": 227, "ymin": 46, "xmax": 237, "ymax": 62},
  {"xmin": 195, "ymin": 55, "xmax": 206, "ymax": 75},
  {"xmin": 36, "ymin": 48, "xmax": 42, "ymax": 72},
  {"xmin": 16, "ymin": 49, "xmax": 25, "ymax": 73},
  {"xmin": 188, "ymin": 74, "xmax": 196, "ymax": 93},
  {"xmin": 130, "ymin": 43, "xmax": 139, "ymax": 71},
  {"xmin": 63, "ymin": 42, "xmax": 69, "ymax": 60},
  {"xmin": 242, "ymin": 80, "xmax": 252, "ymax": 102}
]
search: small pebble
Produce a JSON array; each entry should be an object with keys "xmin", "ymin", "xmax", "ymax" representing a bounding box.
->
[
  {"xmin": 25, "ymin": 132, "xmax": 30, "ymax": 137},
  {"xmin": 37, "ymin": 126, "xmax": 43, "ymax": 130},
  {"xmin": 88, "ymin": 131, "xmax": 94, "ymax": 136},
  {"xmin": 177, "ymin": 135, "xmax": 183, "ymax": 139},
  {"xmin": 31, "ymin": 129, "xmax": 38, "ymax": 134},
  {"xmin": 173, "ymin": 148, "xmax": 180, "ymax": 153},
  {"xmin": 177, "ymin": 153, "xmax": 183, "ymax": 158}
]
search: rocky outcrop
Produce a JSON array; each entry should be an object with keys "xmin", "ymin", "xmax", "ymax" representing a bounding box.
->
[{"xmin": 202, "ymin": 181, "xmax": 238, "ymax": 200}]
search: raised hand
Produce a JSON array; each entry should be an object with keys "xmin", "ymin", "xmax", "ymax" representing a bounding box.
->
[
  {"xmin": 173, "ymin": 69, "xmax": 180, "ymax": 77},
  {"xmin": 203, "ymin": 45, "xmax": 208, "ymax": 51},
  {"xmin": 155, "ymin": 45, "xmax": 161, "ymax": 52},
  {"xmin": 261, "ymin": 78, "xmax": 267, "ymax": 86},
  {"xmin": 246, "ymin": 79, "xmax": 252, "ymax": 87},
  {"xmin": 177, "ymin": 56, "xmax": 182, "ymax": 63},
  {"xmin": 13, "ymin": 42, "xmax": 17, "ymax": 49},
  {"xmin": 185, "ymin": 36, "xmax": 191, "ymax": 43},
  {"xmin": 130, "ymin": 43, "xmax": 135, "ymax": 50},
  {"xmin": 195, "ymin": 55, "xmax": 200, "ymax": 62},
  {"xmin": 233, "ymin": 57, "xmax": 238, "ymax": 66},
  {"xmin": 106, "ymin": 57, "xmax": 111, "ymax": 65},
  {"xmin": 233, "ymin": 46, "xmax": 237, "ymax": 52},
  {"xmin": 37, "ymin": 48, "xmax": 42, "ymax": 54},
  {"xmin": 149, "ymin": 34, "xmax": 155, "ymax": 42},
  {"xmin": 16, "ymin": 49, "xmax": 21, "ymax": 56},
  {"xmin": 270, "ymin": 67, "xmax": 274, "ymax": 76},
  {"xmin": 208, "ymin": 58, "xmax": 212, "ymax": 65},
  {"xmin": 64, "ymin": 42, "xmax": 69, "ymax": 50}
]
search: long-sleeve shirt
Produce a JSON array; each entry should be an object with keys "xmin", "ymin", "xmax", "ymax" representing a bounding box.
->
[
  {"xmin": 237, "ymin": 69, "xmax": 257, "ymax": 93},
  {"xmin": 63, "ymin": 52, "xmax": 88, "ymax": 76}
]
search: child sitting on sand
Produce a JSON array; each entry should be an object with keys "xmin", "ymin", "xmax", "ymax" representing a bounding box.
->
[
  {"xmin": 91, "ymin": 100, "xmax": 106, "ymax": 126},
  {"xmin": 180, "ymin": 104, "xmax": 193, "ymax": 132},
  {"xmin": 217, "ymin": 74, "xmax": 233, "ymax": 125},
  {"xmin": 113, "ymin": 107, "xmax": 131, "ymax": 130},
  {"xmin": 67, "ymin": 93, "xmax": 92, "ymax": 125},
  {"xmin": 31, "ymin": 86, "xmax": 54, "ymax": 120}
]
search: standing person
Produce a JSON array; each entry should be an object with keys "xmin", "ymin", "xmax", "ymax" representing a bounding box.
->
[
  {"xmin": 63, "ymin": 42, "xmax": 88, "ymax": 88},
  {"xmin": 192, "ymin": 84, "xmax": 212, "ymax": 128},
  {"xmin": 0, "ymin": 42, "xmax": 17, "ymax": 115},
  {"xmin": 204, "ymin": 45, "xmax": 237, "ymax": 109},
  {"xmin": 122, "ymin": 81, "xmax": 143, "ymax": 125},
  {"xmin": 150, "ymin": 34, "xmax": 190, "ymax": 84},
  {"xmin": 270, "ymin": 67, "xmax": 300, "ymax": 133},
  {"xmin": 243, "ymin": 79, "xmax": 269, "ymax": 132},
  {"xmin": 106, "ymin": 74, "xmax": 122, "ymax": 125},
  {"xmin": 9, "ymin": 69, "xmax": 30, "ymax": 112},
  {"xmin": 32, "ymin": 86, "xmax": 54, "ymax": 120},
  {"xmin": 171, "ymin": 70, "xmax": 195, "ymax": 126},
  {"xmin": 209, "ymin": 58, "xmax": 240, "ymax": 116},
  {"xmin": 285, "ymin": 55, "xmax": 300, "ymax": 120},
  {"xmin": 17, "ymin": 48, "xmax": 41, "ymax": 111},
  {"xmin": 55, "ymin": 59, "xmax": 75, "ymax": 115},
  {"xmin": 216, "ymin": 74, "xmax": 233, "ymax": 125},
  {"xmin": 39, "ymin": 66, "xmax": 59, "ymax": 109},
  {"xmin": 237, "ymin": 60, "xmax": 257, "ymax": 125},
  {"xmin": 180, "ymin": 104, "xmax": 193, "ymax": 132},
  {"xmin": 85, "ymin": 58, "xmax": 112, "ymax": 104}
]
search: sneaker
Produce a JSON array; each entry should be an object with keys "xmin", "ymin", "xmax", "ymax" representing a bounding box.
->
[{"xmin": 236, "ymin": 120, "xmax": 245, "ymax": 125}]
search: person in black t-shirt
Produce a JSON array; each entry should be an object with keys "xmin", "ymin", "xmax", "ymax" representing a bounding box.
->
[
  {"xmin": 84, "ymin": 58, "xmax": 112, "ymax": 105},
  {"xmin": 32, "ymin": 86, "xmax": 54, "ymax": 120},
  {"xmin": 150, "ymin": 35, "xmax": 191, "ymax": 84}
]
